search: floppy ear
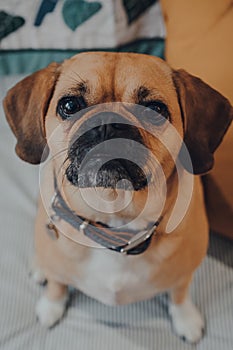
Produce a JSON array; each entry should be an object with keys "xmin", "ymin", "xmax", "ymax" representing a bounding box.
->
[
  {"xmin": 172, "ymin": 69, "xmax": 233, "ymax": 174},
  {"xmin": 3, "ymin": 62, "xmax": 60, "ymax": 164}
]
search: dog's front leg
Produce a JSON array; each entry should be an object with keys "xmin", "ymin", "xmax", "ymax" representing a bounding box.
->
[
  {"xmin": 169, "ymin": 277, "xmax": 205, "ymax": 343},
  {"xmin": 36, "ymin": 280, "xmax": 69, "ymax": 328}
]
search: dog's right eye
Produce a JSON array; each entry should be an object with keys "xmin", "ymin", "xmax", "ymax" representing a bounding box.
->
[{"xmin": 57, "ymin": 96, "xmax": 85, "ymax": 120}]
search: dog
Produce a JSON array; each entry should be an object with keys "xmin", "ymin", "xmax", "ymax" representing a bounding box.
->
[{"xmin": 3, "ymin": 52, "xmax": 232, "ymax": 343}]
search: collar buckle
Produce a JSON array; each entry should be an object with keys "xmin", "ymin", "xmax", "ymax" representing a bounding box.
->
[
  {"xmin": 79, "ymin": 220, "xmax": 89, "ymax": 233},
  {"xmin": 119, "ymin": 225, "xmax": 156, "ymax": 254}
]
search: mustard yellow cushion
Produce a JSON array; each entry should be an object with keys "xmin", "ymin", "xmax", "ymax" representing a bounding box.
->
[{"xmin": 161, "ymin": 0, "xmax": 233, "ymax": 238}]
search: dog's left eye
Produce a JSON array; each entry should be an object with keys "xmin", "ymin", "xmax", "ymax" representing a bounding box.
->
[
  {"xmin": 143, "ymin": 101, "xmax": 169, "ymax": 126},
  {"xmin": 57, "ymin": 96, "xmax": 85, "ymax": 120}
]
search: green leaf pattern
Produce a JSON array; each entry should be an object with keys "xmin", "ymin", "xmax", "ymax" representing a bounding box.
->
[
  {"xmin": 0, "ymin": 11, "xmax": 25, "ymax": 40},
  {"xmin": 122, "ymin": 0, "xmax": 158, "ymax": 24},
  {"xmin": 0, "ymin": 0, "xmax": 158, "ymax": 40}
]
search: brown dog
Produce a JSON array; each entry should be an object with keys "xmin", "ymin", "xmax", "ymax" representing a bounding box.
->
[{"xmin": 3, "ymin": 52, "xmax": 232, "ymax": 343}]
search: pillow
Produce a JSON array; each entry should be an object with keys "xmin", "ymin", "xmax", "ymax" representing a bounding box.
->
[
  {"xmin": 0, "ymin": 0, "xmax": 165, "ymax": 75},
  {"xmin": 161, "ymin": 0, "xmax": 233, "ymax": 239}
]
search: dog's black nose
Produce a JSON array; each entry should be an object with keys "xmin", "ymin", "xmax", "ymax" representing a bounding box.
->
[
  {"xmin": 96, "ymin": 122, "xmax": 129, "ymax": 139},
  {"xmin": 75, "ymin": 111, "xmax": 141, "ymax": 143},
  {"xmin": 88, "ymin": 112, "xmax": 130, "ymax": 140}
]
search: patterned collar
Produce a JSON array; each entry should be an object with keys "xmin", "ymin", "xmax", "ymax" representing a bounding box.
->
[{"xmin": 47, "ymin": 177, "xmax": 161, "ymax": 255}]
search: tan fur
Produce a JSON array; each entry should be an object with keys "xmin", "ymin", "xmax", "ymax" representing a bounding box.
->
[{"xmin": 3, "ymin": 52, "xmax": 232, "ymax": 341}]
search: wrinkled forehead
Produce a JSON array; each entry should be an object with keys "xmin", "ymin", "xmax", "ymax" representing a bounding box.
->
[{"xmin": 54, "ymin": 52, "xmax": 175, "ymax": 103}]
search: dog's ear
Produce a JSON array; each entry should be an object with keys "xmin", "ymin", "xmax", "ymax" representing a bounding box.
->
[
  {"xmin": 3, "ymin": 62, "xmax": 60, "ymax": 164},
  {"xmin": 172, "ymin": 69, "xmax": 232, "ymax": 174}
]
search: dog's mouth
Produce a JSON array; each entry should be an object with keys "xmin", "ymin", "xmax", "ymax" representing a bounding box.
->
[
  {"xmin": 65, "ymin": 113, "xmax": 148, "ymax": 191},
  {"xmin": 66, "ymin": 156, "xmax": 148, "ymax": 190}
]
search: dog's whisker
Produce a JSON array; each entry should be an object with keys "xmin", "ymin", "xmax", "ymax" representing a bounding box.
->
[
  {"xmin": 50, "ymin": 148, "xmax": 68, "ymax": 161},
  {"xmin": 65, "ymin": 71, "xmax": 87, "ymax": 88},
  {"xmin": 70, "ymin": 187, "xmax": 80, "ymax": 198},
  {"xmin": 53, "ymin": 140, "xmax": 69, "ymax": 145},
  {"xmin": 59, "ymin": 159, "xmax": 70, "ymax": 177},
  {"xmin": 65, "ymin": 73, "xmax": 80, "ymax": 84},
  {"xmin": 69, "ymin": 69, "xmax": 86, "ymax": 84}
]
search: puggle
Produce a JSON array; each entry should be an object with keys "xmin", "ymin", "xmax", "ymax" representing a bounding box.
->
[{"xmin": 3, "ymin": 52, "xmax": 232, "ymax": 343}]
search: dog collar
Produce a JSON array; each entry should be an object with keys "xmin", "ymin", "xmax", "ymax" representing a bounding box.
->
[{"xmin": 47, "ymin": 183, "xmax": 161, "ymax": 255}]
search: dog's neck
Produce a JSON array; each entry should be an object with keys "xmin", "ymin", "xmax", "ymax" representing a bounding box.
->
[
  {"xmin": 58, "ymin": 165, "xmax": 179, "ymax": 233},
  {"xmin": 61, "ymin": 186, "xmax": 161, "ymax": 232},
  {"xmin": 45, "ymin": 166, "xmax": 193, "ymax": 254},
  {"xmin": 50, "ymin": 186, "xmax": 162, "ymax": 254}
]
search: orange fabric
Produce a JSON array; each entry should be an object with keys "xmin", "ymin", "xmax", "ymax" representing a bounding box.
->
[{"xmin": 161, "ymin": 0, "xmax": 233, "ymax": 238}]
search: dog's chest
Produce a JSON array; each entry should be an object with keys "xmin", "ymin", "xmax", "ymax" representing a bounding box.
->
[{"xmin": 71, "ymin": 249, "xmax": 157, "ymax": 305}]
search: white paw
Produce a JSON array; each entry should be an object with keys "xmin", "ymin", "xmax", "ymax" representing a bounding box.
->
[
  {"xmin": 36, "ymin": 295, "xmax": 68, "ymax": 328},
  {"xmin": 169, "ymin": 298, "xmax": 205, "ymax": 343}
]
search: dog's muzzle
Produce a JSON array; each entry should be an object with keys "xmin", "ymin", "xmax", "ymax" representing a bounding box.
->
[{"xmin": 65, "ymin": 112, "xmax": 148, "ymax": 190}]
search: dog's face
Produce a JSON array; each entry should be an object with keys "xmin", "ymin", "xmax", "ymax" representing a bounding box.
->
[
  {"xmin": 46, "ymin": 53, "xmax": 182, "ymax": 193},
  {"xmin": 3, "ymin": 52, "xmax": 232, "ymax": 225}
]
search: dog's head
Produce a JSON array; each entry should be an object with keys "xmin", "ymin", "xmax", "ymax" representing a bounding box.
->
[{"xmin": 3, "ymin": 52, "xmax": 232, "ymax": 225}]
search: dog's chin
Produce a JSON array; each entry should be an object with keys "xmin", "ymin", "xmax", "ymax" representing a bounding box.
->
[{"xmin": 65, "ymin": 158, "xmax": 148, "ymax": 191}]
